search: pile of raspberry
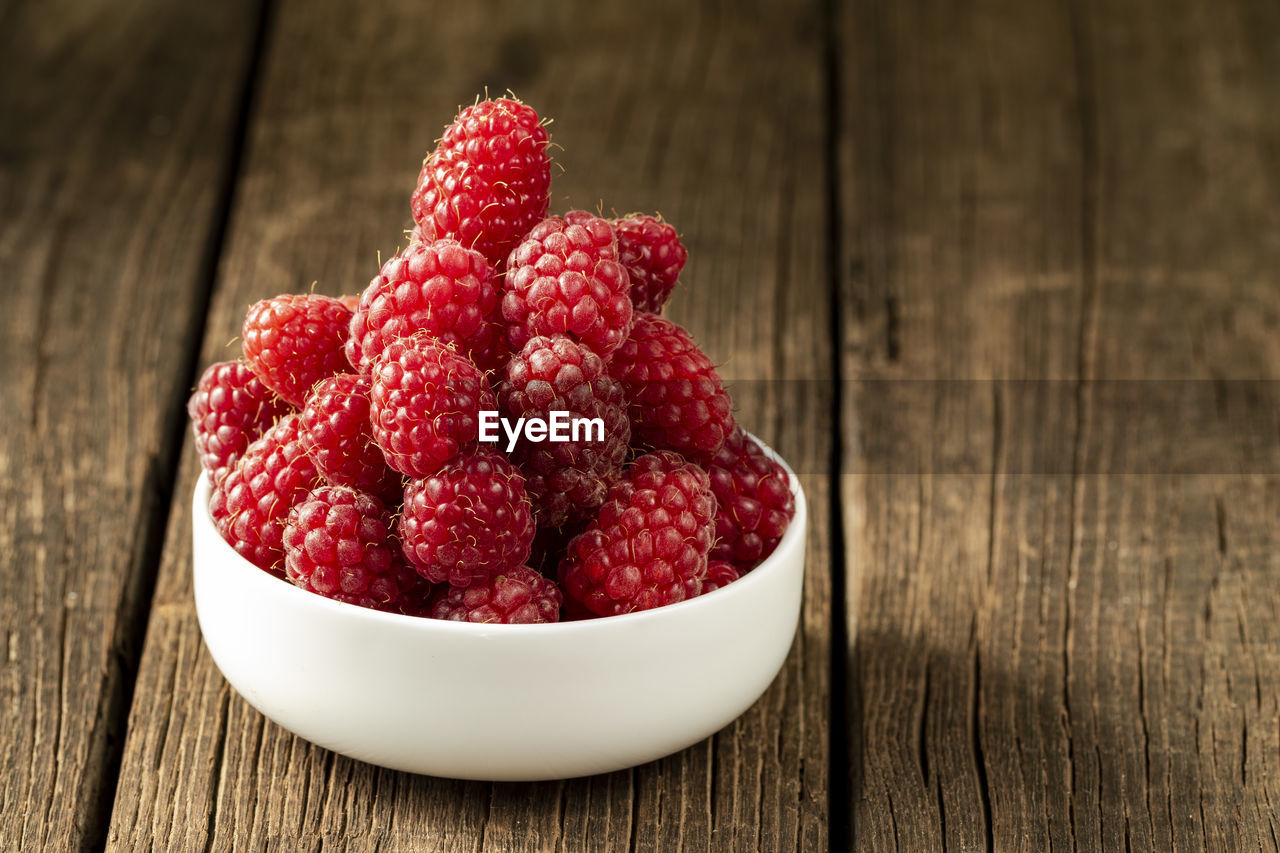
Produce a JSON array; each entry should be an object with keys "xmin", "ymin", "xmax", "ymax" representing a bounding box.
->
[{"xmin": 188, "ymin": 96, "xmax": 796, "ymax": 624}]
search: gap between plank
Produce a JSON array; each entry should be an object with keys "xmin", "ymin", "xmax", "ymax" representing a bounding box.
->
[
  {"xmin": 821, "ymin": 0, "xmax": 852, "ymax": 848},
  {"xmin": 92, "ymin": 1, "xmax": 279, "ymax": 848}
]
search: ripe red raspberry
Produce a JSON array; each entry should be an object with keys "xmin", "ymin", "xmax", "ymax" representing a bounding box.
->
[
  {"xmin": 706, "ymin": 428, "xmax": 796, "ymax": 570},
  {"xmin": 338, "ymin": 293, "xmax": 361, "ymax": 312},
  {"xmin": 559, "ymin": 451, "xmax": 716, "ymax": 616},
  {"xmin": 428, "ymin": 566, "xmax": 561, "ymax": 624},
  {"xmin": 701, "ymin": 561, "xmax": 741, "ymax": 594},
  {"xmin": 368, "ymin": 335, "xmax": 496, "ymax": 478},
  {"xmin": 501, "ymin": 211, "xmax": 634, "ymax": 359},
  {"xmin": 528, "ymin": 519, "xmax": 586, "ymax": 576},
  {"xmin": 438, "ymin": 97, "xmax": 547, "ymax": 162},
  {"xmin": 299, "ymin": 373, "xmax": 400, "ymax": 498},
  {"xmin": 242, "ymin": 294, "xmax": 353, "ymax": 407},
  {"xmin": 399, "ymin": 448, "xmax": 535, "ymax": 587},
  {"xmin": 498, "ymin": 334, "xmax": 630, "ymax": 527},
  {"xmin": 282, "ymin": 486, "xmax": 417, "ymax": 611},
  {"xmin": 209, "ymin": 413, "xmax": 320, "ymax": 572},
  {"xmin": 397, "ymin": 577, "xmax": 440, "ymax": 618},
  {"xmin": 411, "ymin": 98, "xmax": 551, "ymax": 267},
  {"xmin": 612, "ymin": 215, "xmax": 687, "ymax": 313},
  {"xmin": 346, "ymin": 239, "xmax": 507, "ymax": 375},
  {"xmin": 188, "ymin": 360, "xmax": 289, "ymax": 479},
  {"xmin": 607, "ymin": 314, "xmax": 735, "ymax": 461},
  {"xmin": 558, "ymin": 592, "xmax": 598, "ymax": 622}
]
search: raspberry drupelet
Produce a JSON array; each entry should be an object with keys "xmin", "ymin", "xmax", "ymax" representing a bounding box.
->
[
  {"xmin": 701, "ymin": 561, "xmax": 742, "ymax": 594},
  {"xmin": 346, "ymin": 238, "xmax": 507, "ymax": 375},
  {"xmin": 607, "ymin": 313, "xmax": 735, "ymax": 461},
  {"xmin": 241, "ymin": 293, "xmax": 353, "ymax": 407},
  {"xmin": 399, "ymin": 448, "xmax": 535, "ymax": 587},
  {"xmin": 612, "ymin": 214, "xmax": 687, "ymax": 314},
  {"xmin": 501, "ymin": 211, "xmax": 634, "ymax": 359},
  {"xmin": 411, "ymin": 98, "xmax": 551, "ymax": 267},
  {"xmin": 188, "ymin": 360, "xmax": 289, "ymax": 480},
  {"xmin": 428, "ymin": 566, "xmax": 562, "ymax": 624},
  {"xmin": 210, "ymin": 413, "xmax": 321, "ymax": 573},
  {"xmin": 368, "ymin": 334, "xmax": 496, "ymax": 478},
  {"xmin": 497, "ymin": 334, "xmax": 630, "ymax": 527},
  {"xmin": 559, "ymin": 450, "xmax": 717, "ymax": 616},
  {"xmin": 282, "ymin": 486, "xmax": 419, "ymax": 611}
]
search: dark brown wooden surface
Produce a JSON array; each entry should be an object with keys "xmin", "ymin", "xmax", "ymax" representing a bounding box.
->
[
  {"xmin": 4, "ymin": 0, "xmax": 1280, "ymax": 849},
  {"xmin": 0, "ymin": 1, "xmax": 261, "ymax": 849},
  {"xmin": 840, "ymin": 0, "xmax": 1280, "ymax": 851}
]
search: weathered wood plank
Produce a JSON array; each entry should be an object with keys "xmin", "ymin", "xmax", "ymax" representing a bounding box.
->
[
  {"xmin": 1063, "ymin": 1, "xmax": 1280, "ymax": 848},
  {"xmin": 0, "ymin": 1, "xmax": 262, "ymax": 849},
  {"xmin": 106, "ymin": 0, "xmax": 832, "ymax": 849},
  {"xmin": 0, "ymin": 3, "xmax": 263, "ymax": 845},
  {"xmin": 840, "ymin": 0, "xmax": 1280, "ymax": 849}
]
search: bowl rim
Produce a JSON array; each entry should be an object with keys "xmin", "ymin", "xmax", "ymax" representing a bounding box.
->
[{"xmin": 194, "ymin": 434, "xmax": 807, "ymax": 635}]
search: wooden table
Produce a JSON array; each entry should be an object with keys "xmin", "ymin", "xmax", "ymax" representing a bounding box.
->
[{"xmin": 4, "ymin": 0, "xmax": 1278, "ymax": 849}]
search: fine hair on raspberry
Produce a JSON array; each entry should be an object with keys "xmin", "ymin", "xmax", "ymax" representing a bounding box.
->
[
  {"xmin": 501, "ymin": 211, "xmax": 634, "ymax": 359},
  {"xmin": 283, "ymin": 485, "xmax": 419, "ymax": 612},
  {"xmin": 368, "ymin": 334, "xmax": 497, "ymax": 478},
  {"xmin": 411, "ymin": 98, "xmax": 551, "ymax": 267},
  {"xmin": 608, "ymin": 313, "xmax": 735, "ymax": 461},
  {"xmin": 210, "ymin": 413, "xmax": 321, "ymax": 573},
  {"xmin": 706, "ymin": 427, "xmax": 795, "ymax": 570},
  {"xmin": 241, "ymin": 293, "xmax": 353, "ymax": 407},
  {"xmin": 399, "ymin": 447, "xmax": 535, "ymax": 587},
  {"xmin": 612, "ymin": 214, "xmax": 688, "ymax": 314},
  {"xmin": 188, "ymin": 360, "xmax": 289, "ymax": 480},
  {"xmin": 346, "ymin": 238, "xmax": 507, "ymax": 375},
  {"xmin": 558, "ymin": 450, "xmax": 717, "ymax": 616},
  {"xmin": 498, "ymin": 334, "xmax": 630, "ymax": 527}
]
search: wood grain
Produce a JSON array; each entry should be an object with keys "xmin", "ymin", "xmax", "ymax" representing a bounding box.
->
[
  {"xmin": 0, "ymin": 1, "xmax": 261, "ymax": 849},
  {"xmin": 839, "ymin": 0, "xmax": 1280, "ymax": 849},
  {"xmin": 105, "ymin": 0, "xmax": 832, "ymax": 849}
]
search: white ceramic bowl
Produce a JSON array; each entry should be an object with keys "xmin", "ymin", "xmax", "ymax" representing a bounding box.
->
[{"xmin": 193, "ymin": 440, "xmax": 807, "ymax": 781}]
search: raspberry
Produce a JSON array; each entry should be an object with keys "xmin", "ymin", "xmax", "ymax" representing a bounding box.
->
[
  {"xmin": 528, "ymin": 520, "xmax": 586, "ymax": 575},
  {"xmin": 242, "ymin": 294, "xmax": 353, "ymax": 407},
  {"xmin": 438, "ymin": 97, "xmax": 547, "ymax": 162},
  {"xmin": 558, "ymin": 592, "xmax": 598, "ymax": 622},
  {"xmin": 498, "ymin": 334, "xmax": 630, "ymax": 527},
  {"xmin": 338, "ymin": 293, "xmax": 361, "ymax": 312},
  {"xmin": 428, "ymin": 566, "xmax": 561, "ymax": 624},
  {"xmin": 559, "ymin": 451, "xmax": 716, "ymax": 616},
  {"xmin": 187, "ymin": 360, "xmax": 289, "ymax": 479},
  {"xmin": 608, "ymin": 314, "xmax": 735, "ymax": 461},
  {"xmin": 399, "ymin": 448, "xmax": 535, "ymax": 587},
  {"xmin": 397, "ymin": 577, "xmax": 439, "ymax": 618},
  {"xmin": 282, "ymin": 486, "xmax": 417, "ymax": 611},
  {"xmin": 209, "ymin": 414, "xmax": 320, "ymax": 572},
  {"xmin": 613, "ymin": 215, "xmax": 687, "ymax": 313},
  {"xmin": 368, "ymin": 334, "xmax": 496, "ymax": 478},
  {"xmin": 346, "ymin": 239, "xmax": 507, "ymax": 375},
  {"xmin": 501, "ymin": 211, "xmax": 634, "ymax": 359},
  {"xmin": 411, "ymin": 98, "xmax": 551, "ymax": 267},
  {"xmin": 701, "ymin": 561, "xmax": 741, "ymax": 594},
  {"xmin": 706, "ymin": 428, "xmax": 795, "ymax": 570},
  {"xmin": 299, "ymin": 373, "xmax": 400, "ymax": 498}
]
